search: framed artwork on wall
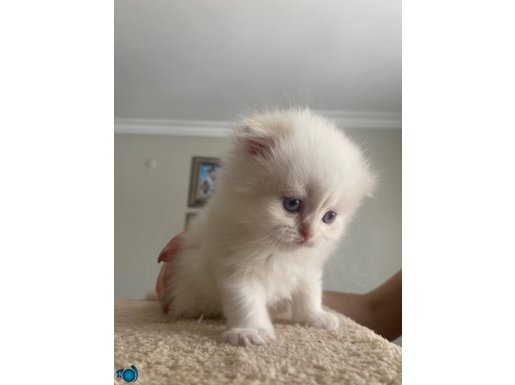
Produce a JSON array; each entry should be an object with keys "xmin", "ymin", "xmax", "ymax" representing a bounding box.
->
[{"xmin": 187, "ymin": 156, "xmax": 222, "ymax": 207}]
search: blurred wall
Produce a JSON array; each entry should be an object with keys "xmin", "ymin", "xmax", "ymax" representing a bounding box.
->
[{"xmin": 114, "ymin": 128, "xmax": 401, "ymax": 299}]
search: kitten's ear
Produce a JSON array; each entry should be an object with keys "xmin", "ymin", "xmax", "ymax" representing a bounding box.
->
[
  {"xmin": 238, "ymin": 124, "xmax": 275, "ymax": 158},
  {"xmin": 247, "ymin": 134, "xmax": 274, "ymax": 157}
]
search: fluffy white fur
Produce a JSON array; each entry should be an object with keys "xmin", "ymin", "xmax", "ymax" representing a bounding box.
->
[{"xmin": 167, "ymin": 109, "xmax": 375, "ymax": 346}]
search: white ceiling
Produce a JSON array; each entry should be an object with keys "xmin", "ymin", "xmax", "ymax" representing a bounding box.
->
[{"xmin": 115, "ymin": 0, "xmax": 401, "ymax": 122}]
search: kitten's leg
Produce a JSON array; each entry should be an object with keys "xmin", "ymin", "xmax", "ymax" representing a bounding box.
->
[
  {"xmin": 220, "ymin": 279, "xmax": 276, "ymax": 346},
  {"xmin": 291, "ymin": 275, "xmax": 340, "ymax": 330}
]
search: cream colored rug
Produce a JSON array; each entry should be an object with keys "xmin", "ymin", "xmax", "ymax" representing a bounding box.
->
[{"xmin": 115, "ymin": 299, "xmax": 401, "ymax": 385}]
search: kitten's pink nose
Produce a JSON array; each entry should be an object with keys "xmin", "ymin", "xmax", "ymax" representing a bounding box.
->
[{"xmin": 300, "ymin": 224, "xmax": 313, "ymax": 242}]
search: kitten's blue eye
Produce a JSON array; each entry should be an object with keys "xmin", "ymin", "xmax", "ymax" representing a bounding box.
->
[
  {"xmin": 322, "ymin": 211, "xmax": 337, "ymax": 224},
  {"xmin": 283, "ymin": 197, "xmax": 302, "ymax": 213}
]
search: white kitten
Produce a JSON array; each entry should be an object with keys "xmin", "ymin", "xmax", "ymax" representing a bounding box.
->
[{"xmin": 165, "ymin": 109, "xmax": 375, "ymax": 346}]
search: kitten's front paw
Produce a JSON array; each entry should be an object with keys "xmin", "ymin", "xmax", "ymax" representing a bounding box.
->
[
  {"xmin": 302, "ymin": 311, "xmax": 340, "ymax": 330},
  {"xmin": 222, "ymin": 328, "xmax": 276, "ymax": 347}
]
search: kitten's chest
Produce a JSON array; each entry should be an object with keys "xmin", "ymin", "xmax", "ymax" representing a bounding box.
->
[{"xmin": 260, "ymin": 251, "xmax": 314, "ymax": 303}]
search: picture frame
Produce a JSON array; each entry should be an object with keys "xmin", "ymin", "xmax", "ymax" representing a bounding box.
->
[{"xmin": 187, "ymin": 156, "xmax": 222, "ymax": 207}]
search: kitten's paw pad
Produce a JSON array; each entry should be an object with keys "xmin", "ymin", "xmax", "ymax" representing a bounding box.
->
[
  {"xmin": 222, "ymin": 328, "xmax": 276, "ymax": 346},
  {"xmin": 305, "ymin": 311, "xmax": 340, "ymax": 330}
]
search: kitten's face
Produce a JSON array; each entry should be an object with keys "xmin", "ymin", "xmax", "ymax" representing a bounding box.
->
[
  {"xmin": 262, "ymin": 192, "xmax": 347, "ymax": 250},
  {"xmin": 229, "ymin": 109, "xmax": 375, "ymax": 251},
  {"xmin": 245, "ymin": 169, "xmax": 354, "ymax": 250}
]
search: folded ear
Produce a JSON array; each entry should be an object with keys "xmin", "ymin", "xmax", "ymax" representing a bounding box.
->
[
  {"xmin": 238, "ymin": 123, "xmax": 275, "ymax": 159},
  {"xmin": 247, "ymin": 134, "xmax": 274, "ymax": 157}
]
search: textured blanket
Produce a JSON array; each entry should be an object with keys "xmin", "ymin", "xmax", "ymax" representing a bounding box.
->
[{"xmin": 115, "ymin": 299, "xmax": 401, "ymax": 385}]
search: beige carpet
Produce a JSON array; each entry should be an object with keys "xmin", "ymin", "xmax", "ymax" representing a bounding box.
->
[{"xmin": 115, "ymin": 299, "xmax": 401, "ymax": 385}]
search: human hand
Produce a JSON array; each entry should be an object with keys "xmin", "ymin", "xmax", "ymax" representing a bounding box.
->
[{"xmin": 156, "ymin": 231, "xmax": 185, "ymax": 313}]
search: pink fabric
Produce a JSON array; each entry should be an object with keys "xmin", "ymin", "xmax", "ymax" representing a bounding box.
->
[{"xmin": 156, "ymin": 231, "xmax": 184, "ymax": 313}]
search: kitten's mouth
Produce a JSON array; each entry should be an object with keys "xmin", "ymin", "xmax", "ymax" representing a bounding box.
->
[
  {"xmin": 294, "ymin": 238, "xmax": 314, "ymax": 247},
  {"xmin": 273, "ymin": 232, "xmax": 315, "ymax": 248}
]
